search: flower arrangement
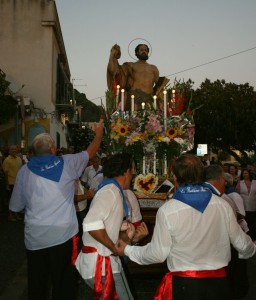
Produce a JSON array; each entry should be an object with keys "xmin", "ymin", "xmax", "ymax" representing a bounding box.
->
[
  {"xmin": 102, "ymin": 80, "xmax": 195, "ymax": 176},
  {"xmin": 105, "ymin": 109, "xmax": 195, "ymax": 163}
]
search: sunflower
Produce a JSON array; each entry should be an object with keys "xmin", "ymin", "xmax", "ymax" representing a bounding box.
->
[
  {"xmin": 117, "ymin": 124, "xmax": 128, "ymax": 136},
  {"xmin": 166, "ymin": 128, "xmax": 178, "ymax": 139}
]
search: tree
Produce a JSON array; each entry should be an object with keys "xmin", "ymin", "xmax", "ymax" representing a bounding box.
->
[
  {"xmin": 0, "ymin": 71, "xmax": 17, "ymax": 124},
  {"xmin": 191, "ymin": 79, "xmax": 256, "ymax": 164},
  {"xmin": 74, "ymin": 90, "xmax": 101, "ymax": 122}
]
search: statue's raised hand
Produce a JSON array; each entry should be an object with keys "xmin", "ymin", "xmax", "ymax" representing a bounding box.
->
[{"xmin": 111, "ymin": 44, "xmax": 121, "ymax": 59}]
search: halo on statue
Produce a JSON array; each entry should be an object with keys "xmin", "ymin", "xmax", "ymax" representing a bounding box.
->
[{"xmin": 128, "ymin": 38, "xmax": 152, "ymax": 60}]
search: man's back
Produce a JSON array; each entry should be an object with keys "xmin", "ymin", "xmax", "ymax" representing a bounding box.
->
[
  {"xmin": 9, "ymin": 152, "xmax": 88, "ymax": 250},
  {"xmin": 126, "ymin": 192, "xmax": 254, "ymax": 270}
]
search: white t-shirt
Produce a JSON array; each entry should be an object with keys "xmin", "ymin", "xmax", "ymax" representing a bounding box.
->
[
  {"xmin": 76, "ymin": 183, "xmax": 124, "ymax": 279},
  {"xmin": 124, "ymin": 189, "xmax": 142, "ymax": 223},
  {"xmin": 81, "ymin": 165, "xmax": 102, "ymax": 188},
  {"xmin": 74, "ymin": 179, "xmax": 87, "ymax": 212}
]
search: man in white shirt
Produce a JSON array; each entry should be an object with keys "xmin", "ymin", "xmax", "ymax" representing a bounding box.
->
[
  {"xmin": 76, "ymin": 153, "xmax": 147, "ymax": 300},
  {"xmin": 81, "ymin": 154, "xmax": 102, "ymax": 188},
  {"xmin": 9, "ymin": 121, "xmax": 103, "ymax": 300},
  {"xmin": 116, "ymin": 154, "xmax": 256, "ymax": 300}
]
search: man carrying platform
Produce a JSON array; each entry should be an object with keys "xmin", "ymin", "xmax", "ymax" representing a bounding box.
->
[{"xmin": 116, "ymin": 154, "xmax": 256, "ymax": 300}]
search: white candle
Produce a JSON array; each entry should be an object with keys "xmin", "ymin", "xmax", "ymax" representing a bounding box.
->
[
  {"xmin": 131, "ymin": 95, "xmax": 134, "ymax": 113},
  {"xmin": 116, "ymin": 85, "xmax": 120, "ymax": 108},
  {"xmin": 121, "ymin": 89, "xmax": 125, "ymax": 111},
  {"xmin": 153, "ymin": 95, "xmax": 157, "ymax": 110},
  {"xmin": 141, "ymin": 102, "xmax": 145, "ymax": 110},
  {"xmin": 164, "ymin": 156, "xmax": 168, "ymax": 175},
  {"xmin": 142, "ymin": 156, "xmax": 146, "ymax": 174},
  {"xmin": 153, "ymin": 153, "xmax": 156, "ymax": 174},
  {"xmin": 172, "ymin": 89, "xmax": 175, "ymax": 106},
  {"xmin": 163, "ymin": 90, "xmax": 167, "ymax": 130}
]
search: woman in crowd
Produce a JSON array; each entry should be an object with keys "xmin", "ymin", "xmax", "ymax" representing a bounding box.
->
[
  {"xmin": 236, "ymin": 169, "xmax": 256, "ymax": 240},
  {"xmin": 229, "ymin": 164, "xmax": 239, "ymax": 187}
]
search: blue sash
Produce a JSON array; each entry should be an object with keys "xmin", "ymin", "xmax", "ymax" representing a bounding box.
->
[
  {"xmin": 226, "ymin": 186, "xmax": 236, "ymax": 195},
  {"xmin": 27, "ymin": 154, "xmax": 64, "ymax": 182},
  {"xmin": 97, "ymin": 178, "xmax": 129, "ymax": 220},
  {"xmin": 173, "ymin": 184, "xmax": 212, "ymax": 213},
  {"xmin": 202, "ymin": 182, "xmax": 220, "ymax": 196}
]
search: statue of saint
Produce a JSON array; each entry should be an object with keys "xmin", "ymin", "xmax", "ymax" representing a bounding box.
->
[{"xmin": 107, "ymin": 43, "xmax": 169, "ymax": 110}]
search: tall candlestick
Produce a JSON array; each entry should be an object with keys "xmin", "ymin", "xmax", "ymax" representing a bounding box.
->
[
  {"xmin": 153, "ymin": 153, "xmax": 156, "ymax": 174},
  {"xmin": 131, "ymin": 95, "xmax": 134, "ymax": 113},
  {"xmin": 121, "ymin": 89, "xmax": 125, "ymax": 112},
  {"xmin": 163, "ymin": 90, "xmax": 167, "ymax": 131},
  {"xmin": 116, "ymin": 85, "xmax": 120, "ymax": 108},
  {"xmin": 153, "ymin": 95, "xmax": 157, "ymax": 110},
  {"xmin": 142, "ymin": 156, "xmax": 146, "ymax": 174}
]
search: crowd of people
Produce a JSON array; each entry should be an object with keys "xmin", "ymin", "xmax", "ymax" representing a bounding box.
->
[{"xmin": 1, "ymin": 132, "xmax": 256, "ymax": 300}]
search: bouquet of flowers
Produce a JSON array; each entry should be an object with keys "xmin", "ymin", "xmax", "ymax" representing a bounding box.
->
[
  {"xmin": 105, "ymin": 109, "xmax": 194, "ymax": 163},
  {"xmin": 102, "ymin": 80, "xmax": 195, "ymax": 177}
]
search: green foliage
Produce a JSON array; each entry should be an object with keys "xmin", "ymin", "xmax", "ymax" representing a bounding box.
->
[
  {"xmin": 68, "ymin": 123, "xmax": 95, "ymax": 151},
  {"xmin": 105, "ymin": 89, "xmax": 116, "ymax": 116},
  {"xmin": 0, "ymin": 72, "xmax": 17, "ymax": 124},
  {"xmin": 75, "ymin": 90, "xmax": 101, "ymax": 122},
  {"xmin": 166, "ymin": 78, "xmax": 194, "ymax": 112},
  {"xmin": 0, "ymin": 71, "xmax": 10, "ymax": 95},
  {"xmin": 191, "ymin": 79, "xmax": 256, "ymax": 163}
]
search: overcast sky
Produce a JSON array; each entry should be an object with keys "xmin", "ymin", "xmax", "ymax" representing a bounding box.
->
[{"xmin": 55, "ymin": 0, "xmax": 256, "ymax": 105}]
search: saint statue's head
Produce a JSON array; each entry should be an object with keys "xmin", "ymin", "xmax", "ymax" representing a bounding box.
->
[{"xmin": 135, "ymin": 44, "xmax": 150, "ymax": 61}]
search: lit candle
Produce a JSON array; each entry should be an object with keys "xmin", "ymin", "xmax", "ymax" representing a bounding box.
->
[
  {"xmin": 131, "ymin": 95, "xmax": 135, "ymax": 113},
  {"xmin": 142, "ymin": 156, "xmax": 146, "ymax": 174},
  {"xmin": 153, "ymin": 152, "xmax": 156, "ymax": 174},
  {"xmin": 141, "ymin": 102, "xmax": 145, "ymax": 110},
  {"xmin": 153, "ymin": 95, "xmax": 157, "ymax": 110},
  {"xmin": 163, "ymin": 90, "xmax": 167, "ymax": 130},
  {"xmin": 172, "ymin": 89, "xmax": 175, "ymax": 106},
  {"xmin": 70, "ymin": 99, "xmax": 72, "ymax": 105},
  {"xmin": 121, "ymin": 89, "xmax": 125, "ymax": 111},
  {"xmin": 116, "ymin": 85, "xmax": 120, "ymax": 108}
]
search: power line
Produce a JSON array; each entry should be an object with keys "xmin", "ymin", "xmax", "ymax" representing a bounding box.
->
[
  {"xmin": 89, "ymin": 46, "xmax": 256, "ymax": 102},
  {"xmin": 165, "ymin": 46, "xmax": 256, "ymax": 78}
]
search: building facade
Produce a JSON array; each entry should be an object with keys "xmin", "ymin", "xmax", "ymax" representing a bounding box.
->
[{"xmin": 0, "ymin": 0, "xmax": 74, "ymax": 150}]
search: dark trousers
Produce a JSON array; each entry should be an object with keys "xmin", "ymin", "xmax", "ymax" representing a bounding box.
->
[
  {"xmin": 172, "ymin": 276, "xmax": 231, "ymax": 300},
  {"xmin": 27, "ymin": 238, "xmax": 77, "ymax": 300},
  {"xmin": 246, "ymin": 211, "xmax": 256, "ymax": 240},
  {"xmin": 227, "ymin": 246, "xmax": 249, "ymax": 298}
]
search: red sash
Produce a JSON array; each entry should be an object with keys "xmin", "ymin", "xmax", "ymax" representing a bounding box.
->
[
  {"xmin": 154, "ymin": 268, "xmax": 226, "ymax": 300},
  {"xmin": 82, "ymin": 246, "xmax": 118, "ymax": 300},
  {"xmin": 71, "ymin": 234, "xmax": 79, "ymax": 266},
  {"xmin": 133, "ymin": 221, "xmax": 142, "ymax": 229}
]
